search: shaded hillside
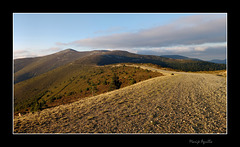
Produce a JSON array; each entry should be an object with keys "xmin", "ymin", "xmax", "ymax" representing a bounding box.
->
[
  {"xmin": 14, "ymin": 57, "xmax": 39, "ymax": 73},
  {"xmin": 208, "ymin": 59, "xmax": 226, "ymax": 64},
  {"xmin": 14, "ymin": 49, "xmax": 95, "ymax": 83},
  {"xmin": 14, "ymin": 49, "xmax": 226, "ymax": 84},
  {"xmin": 160, "ymin": 55, "xmax": 202, "ymax": 61},
  {"xmin": 74, "ymin": 50, "xmax": 226, "ymax": 71}
]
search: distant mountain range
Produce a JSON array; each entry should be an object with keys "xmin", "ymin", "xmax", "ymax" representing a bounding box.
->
[
  {"xmin": 14, "ymin": 49, "xmax": 226, "ymax": 114},
  {"xmin": 14, "ymin": 49, "xmax": 226, "ymax": 84},
  {"xmin": 160, "ymin": 55, "xmax": 202, "ymax": 61},
  {"xmin": 207, "ymin": 59, "xmax": 226, "ymax": 64},
  {"xmin": 160, "ymin": 54, "xmax": 226, "ymax": 64}
]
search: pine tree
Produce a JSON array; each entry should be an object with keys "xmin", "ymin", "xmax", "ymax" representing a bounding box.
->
[{"xmin": 109, "ymin": 73, "xmax": 121, "ymax": 91}]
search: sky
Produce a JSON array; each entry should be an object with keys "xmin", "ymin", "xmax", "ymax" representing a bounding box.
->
[{"xmin": 13, "ymin": 13, "xmax": 227, "ymax": 60}]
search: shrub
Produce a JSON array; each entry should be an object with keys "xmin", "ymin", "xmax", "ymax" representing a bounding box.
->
[
  {"xmin": 67, "ymin": 91, "xmax": 75, "ymax": 96},
  {"xmin": 49, "ymin": 96, "xmax": 56, "ymax": 102},
  {"xmin": 129, "ymin": 78, "xmax": 136, "ymax": 85},
  {"xmin": 56, "ymin": 95, "xmax": 62, "ymax": 99},
  {"xmin": 30, "ymin": 102, "xmax": 41, "ymax": 112},
  {"xmin": 109, "ymin": 73, "xmax": 121, "ymax": 91},
  {"xmin": 41, "ymin": 99, "xmax": 46, "ymax": 107},
  {"xmin": 103, "ymin": 79, "xmax": 107, "ymax": 85}
]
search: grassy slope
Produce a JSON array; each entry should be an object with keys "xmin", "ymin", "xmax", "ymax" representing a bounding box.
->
[
  {"xmin": 14, "ymin": 62, "xmax": 162, "ymax": 114},
  {"xmin": 14, "ymin": 69, "xmax": 226, "ymax": 133},
  {"xmin": 14, "ymin": 50, "xmax": 91, "ymax": 83},
  {"xmin": 14, "ymin": 50, "xmax": 226, "ymax": 114},
  {"xmin": 14, "ymin": 49, "xmax": 226, "ymax": 84}
]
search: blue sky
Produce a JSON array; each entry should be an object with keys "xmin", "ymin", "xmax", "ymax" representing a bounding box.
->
[{"xmin": 13, "ymin": 13, "xmax": 227, "ymax": 60}]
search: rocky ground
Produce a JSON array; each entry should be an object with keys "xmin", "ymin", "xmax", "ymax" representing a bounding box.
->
[{"xmin": 14, "ymin": 65, "xmax": 227, "ymax": 134}]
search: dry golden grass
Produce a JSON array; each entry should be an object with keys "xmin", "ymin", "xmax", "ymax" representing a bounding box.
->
[
  {"xmin": 193, "ymin": 70, "xmax": 227, "ymax": 77},
  {"xmin": 14, "ymin": 65, "xmax": 226, "ymax": 134}
]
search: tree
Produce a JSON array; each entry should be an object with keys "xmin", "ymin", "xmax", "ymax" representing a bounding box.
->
[{"xmin": 109, "ymin": 73, "xmax": 121, "ymax": 91}]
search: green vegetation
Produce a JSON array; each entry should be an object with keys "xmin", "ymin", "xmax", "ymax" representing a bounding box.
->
[
  {"xmin": 14, "ymin": 49, "xmax": 226, "ymax": 115},
  {"xmin": 129, "ymin": 78, "xmax": 136, "ymax": 85},
  {"xmin": 109, "ymin": 73, "xmax": 121, "ymax": 91},
  {"xmin": 14, "ymin": 50, "xmax": 226, "ymax": 86},
  {"xmin": 85, "ymin": 51, "xmax": 226, "ymax": 72},
  {"xmin": 30, "ymin": 99, "xmax": 46, "ymax": 112},
  {"xmin": 14, "ymin": 64, "xmax": 162, "ymax": 114},
  {"xmin": 14, "ymin": 49, "xmax": 90, "ymax": 84},
  {"xmin": 163, "ymin": 60, "xmax": 226, "ymax": 72}
]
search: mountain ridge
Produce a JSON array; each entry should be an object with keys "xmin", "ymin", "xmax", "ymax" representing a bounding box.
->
[
  {"xmin": 14, "ymin": 49, "xmax": 226, "ymax": 84},
  {"xmin": 14, "ymin": 49, "xmax": 227, "ymax": 132},
  {"xmin": 14, "ymin": 49, "xmax": 93, "ymax": 83},
  {"xmin": 208, "ymin": 59, "xmax": 226, "ymax": 64},
  {"xmin": 160, "ymin": 55, "xmax": 202, "ymax": 61}
]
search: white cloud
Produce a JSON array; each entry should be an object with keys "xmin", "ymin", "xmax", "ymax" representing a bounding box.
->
[
  {"xmin": 161, "ymin": 46, "xmax": 193, "ymax": 52},
  {"xmin": 51, "ymin": 14, "xmax": 226, "ymax": 60},
  {"xmin": 14, "ymin": 49, "xmax": 40, "ymax": 59},
  {"xmin": 134, "ymin": 42, "xmax": 225, "ymax": 53},
  {"xmin": 59, "ymin": 14, "xmax": 226, "ymax": 50},
  {"xmin": 15, "ymin": 14, "xmax": 226, "ymax": 60},
  {"xmin": 14, "ymin": 46, "xmax": 63, "ymax": 59},
  {"xmin": 194, "ymin": 46, "xmax": 208, "ymax": 51},
  {"xmin": 14, "ymin": 50, "xmax": 29, "ymax": 55},
  {"xmin": 134, "ymin": 42, "xmax": 226, "ymax": 60}
]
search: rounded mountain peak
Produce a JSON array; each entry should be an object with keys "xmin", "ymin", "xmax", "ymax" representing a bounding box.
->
[
  {"xmin": 55, "ymin": 49, "xmax": 78, "ymax": 54},
  {"xmin": 62, "ymin": 48, "xmax": 77, "ymax": 52}
]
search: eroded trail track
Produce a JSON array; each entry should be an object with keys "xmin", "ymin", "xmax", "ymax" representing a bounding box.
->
[{"xmin": 14, "ymin": 66, "xmax": 227, "ymax": 133}]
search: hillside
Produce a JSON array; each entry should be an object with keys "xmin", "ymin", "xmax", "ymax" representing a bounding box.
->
[
  {"xmin": 14, "ymin": 49, "xmax": 226, "ymax": 84},
  {"xmin": 160, "ymin": 55, "xmax": 201, "ymax": 61},
  {"xmin": 14, "ymin": 49, "xmax": 226, "ymax": 117},
  {"xmin": 14, "ymin": 49, "xmax": 95, "ymax": 83},
  {"xmin": 72, "ymin": 50, "xmax": 226, "ymax": 71},
  {"xmin": 208, "ymin": 59, "xmax": 226, "ymax": 64},
  {"xmin": 14, "ymin": 65, "xmax": 226, "ymax": 133},
  {"xmin": 14, "ymin": 63, "xmax": 162, "ymax": 114}
]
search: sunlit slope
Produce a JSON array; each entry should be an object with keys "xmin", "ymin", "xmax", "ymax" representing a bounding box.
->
[
  {"xmin": 14, "ymin": 69, "xmax": 226, "ymax": 133},
  {"xmin": 14, "ymin": 63, "xmax": 162, "ymax": 114},
  {"xmin": 14, "ymin": 49, "xmax": 226, "ymax": 84}
]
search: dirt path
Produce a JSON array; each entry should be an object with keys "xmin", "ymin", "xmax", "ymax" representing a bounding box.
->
[{"xmin": 14, "ymin": 65, "xmax": 227, "ymax": 134}]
